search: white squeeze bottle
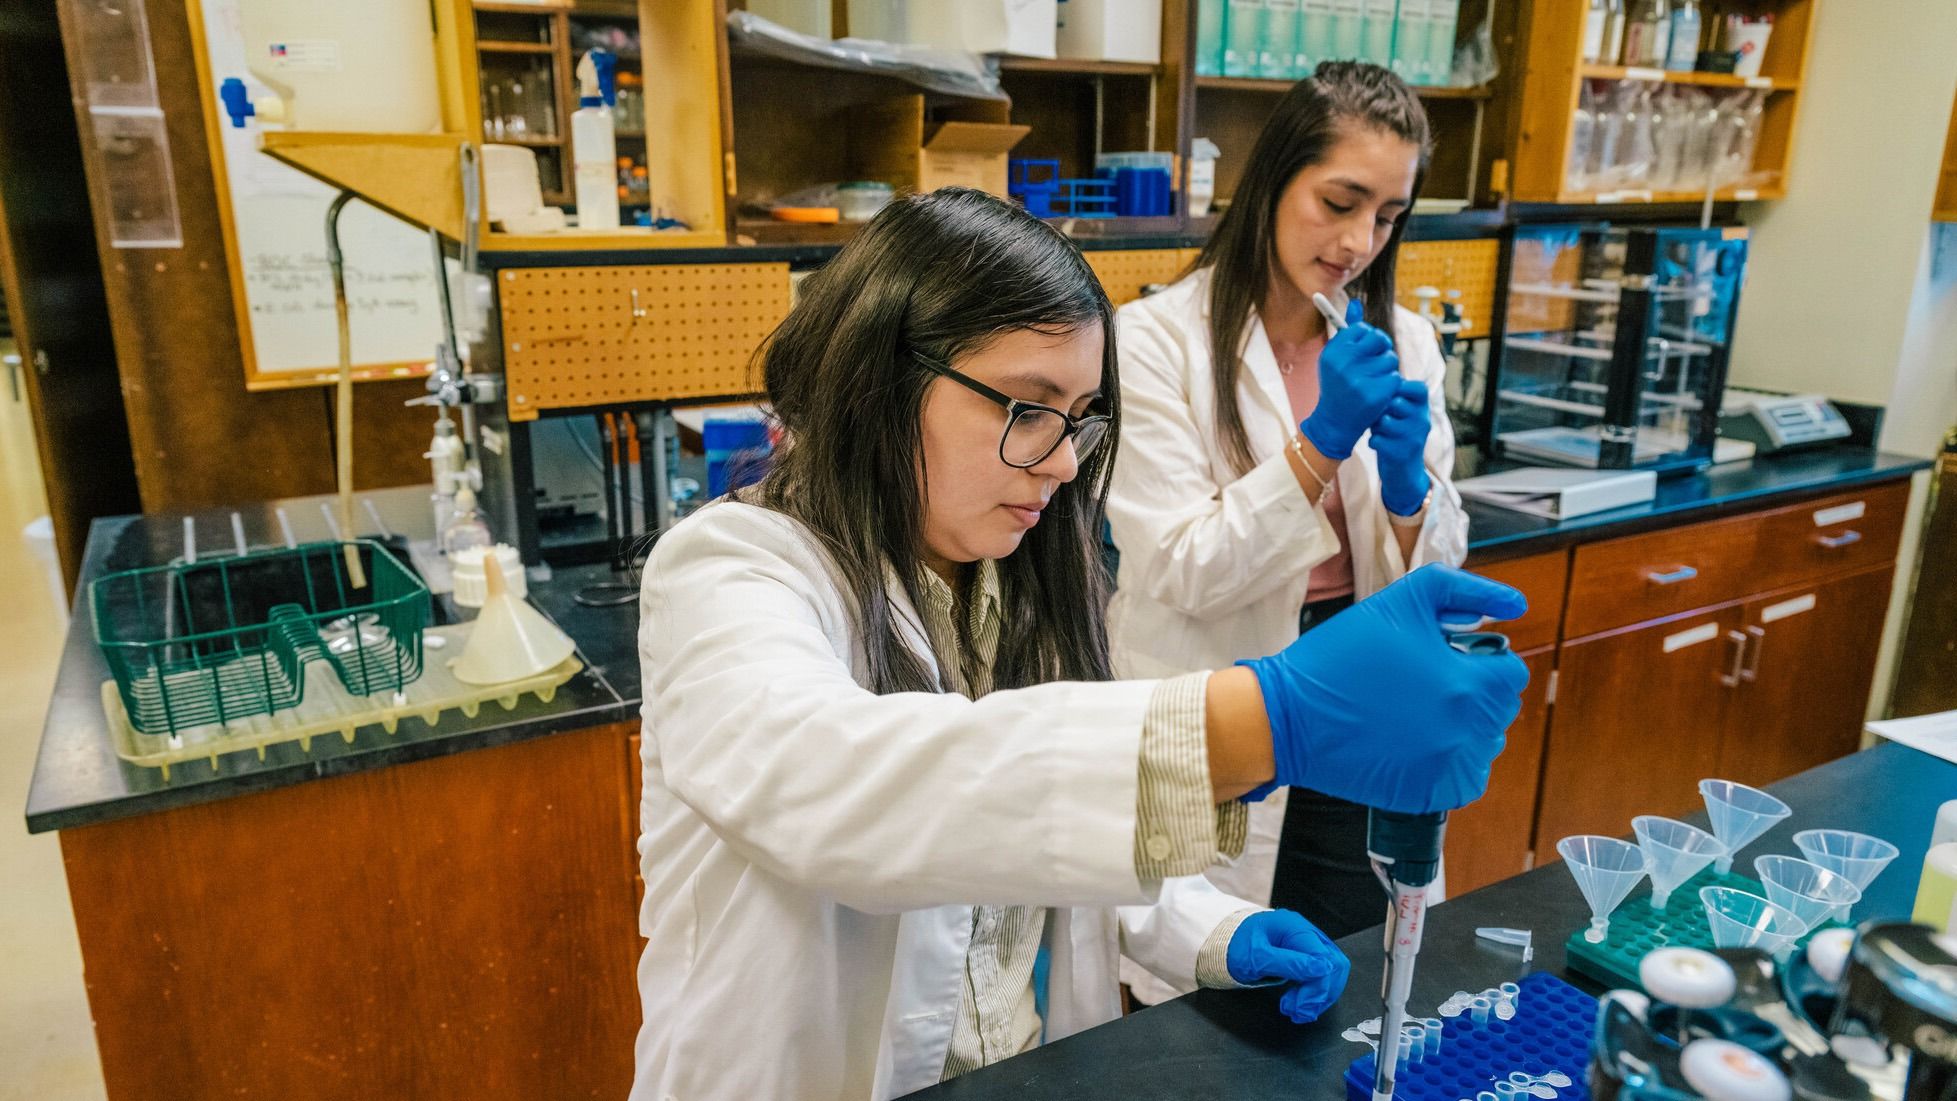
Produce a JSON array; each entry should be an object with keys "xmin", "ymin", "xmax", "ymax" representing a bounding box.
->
[{"xmin": 572, "ymin": 49, "xmax": 621, "ymax": 231}]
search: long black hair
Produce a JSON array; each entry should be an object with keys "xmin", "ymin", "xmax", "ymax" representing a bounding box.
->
[
  {"xmin": 1196, "ymin": 60, "xmax": 1433, "ymax": 476},
  {"xmin": 743, "ymin": 187, "xmax": 1119, "ymax": 696}
]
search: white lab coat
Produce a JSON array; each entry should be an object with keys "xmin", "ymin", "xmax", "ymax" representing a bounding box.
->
[
  {"xmin": 632, "ymin": 501, "xmax": 1257, "ymax": 1101},
  {"xmin": 1106, "ymin": 269, "xmax": 1467, "ymax": 1000}
]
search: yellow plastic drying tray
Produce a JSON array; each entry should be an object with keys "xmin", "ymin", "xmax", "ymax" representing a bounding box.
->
[{"xmin": 101, "ymin": 622, "xmax": 582, "ymax": 780}]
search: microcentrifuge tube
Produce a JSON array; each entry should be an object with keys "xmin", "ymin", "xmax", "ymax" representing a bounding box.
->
[
  {"xmin": 1499, "ymin": 982, "xmax": 1521, "ymax": 1010},
  {"xmin": 1426, "ymin": 1018, "xmax": 1445, "ymax": 1054},
  {"xmin": 1470, "ymin": 995, "xmax": 1493, "ymax": 1026},
  {"xmin": 1477, "ymin": 1091, "xmax": 1500, "ymax": 1101},
  {"xmin": 1405, "ymin": 1024, "xmax": 1427, "ymax": 1062},
  {"xmin": 1495, "ymin": 1083, "xmax": 1522, "ymax": 1101}
]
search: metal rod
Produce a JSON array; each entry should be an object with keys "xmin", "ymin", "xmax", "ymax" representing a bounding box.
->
[
  {"xmin": 325, "ymin": 190, "xmax": 367, "ymax": 589},
  {"xmin": 230, "ymin": 512, "xmax": 247, "ymax": 557},
  {"xmin": 275, "ymin": 508, "xmax": 296, "ymax": 549}
]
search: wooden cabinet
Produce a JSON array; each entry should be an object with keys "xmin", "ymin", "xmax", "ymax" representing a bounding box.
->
[
  {"xmin": 1508, "ymin": 0, "xmax": 1816, "ymax": 203},
  {"xmin": 1445, "ymin": 649, "xmax": 1554, "ymax": 894},
  {"xmin": 1535, "ymin": 483, "xmax": 1908, "ymax": 853},
  {"xmin": 1536, "ymin": 606, "xmax": 1743, "ymax": 842},
  {"xmin": 61, "ymin": 724, "xmax": 643, "ymax": 1101},
  {"xmin": 1719, "ymin": 567, "xmax": 1895, "ymax": 787}
]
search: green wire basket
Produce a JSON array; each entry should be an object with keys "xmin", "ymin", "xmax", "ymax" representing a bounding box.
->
[{"xmin": 90, "ymin": 540, "xmax": 431, "ymax": 738}]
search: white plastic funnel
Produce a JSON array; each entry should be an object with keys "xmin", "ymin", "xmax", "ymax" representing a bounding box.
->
[
  {"xmin": 1559, "ymin": 835, "xmax": 1648, "ymax": 943},
  {"xmin": 1635, "ymin": 816, "xmax": 1727, "ymax": 911},
  {"xmin": 450, "ymin": 557, "xmax": 576, "ymax": 685},
  {"xmin": 1753, "ymin": 855, "xmax": 1862, "ymax": 929},
  {"xmin": 1699, "ymin": 886, "xmax": 1808, "ymax": 958},
  {"xmin": 1699, "ymin": 779, "xmax": 1791, "ymax": 875},
  {"xmin": 1792, "ymin": 830, "xmax": 1898, "ymax": 896}
]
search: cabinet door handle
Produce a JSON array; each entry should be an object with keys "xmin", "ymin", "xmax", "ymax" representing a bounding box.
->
[
  {"xmin": 1720, "ymin": 629, "xmax": 1747, "ymax": 687},
  {"xmin": 1648, "ymin": 565, "xmax": 1699, "ymax": 585},
  {"xmin": 1741, "ymin": 625, "xmax": 1766, "ymax": 683},
  {"xmin": 1815, "ymin": 530, "xmax": 1862, "ymax": 549}
]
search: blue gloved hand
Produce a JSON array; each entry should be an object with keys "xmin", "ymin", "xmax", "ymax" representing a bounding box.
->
[
  {"xmin": 1370, "ymin": 377, "xmax": 1433, "ymax": 517},
  {"xmin": 1238, "ymin": 564, "xmax": 1531, "ymax": 814},
  {"xmin": 1300, "ymin": 299, "xmax": 1402, "ymax": 461},
  {"xmin": 1227, "ymin": 909, "xmax": 1351, "ymax": 1024}
]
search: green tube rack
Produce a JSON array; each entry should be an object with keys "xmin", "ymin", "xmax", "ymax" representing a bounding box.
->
[{"xmin": 1564, "ymin": 866, "xmax": 1841, "ymax": 990}]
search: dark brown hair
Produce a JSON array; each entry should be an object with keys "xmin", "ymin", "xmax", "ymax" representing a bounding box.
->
[
  {"xmin": 744, "ymin": 187, "xmax": 1119, "ymax": 695},
  {"xmin": 1195, "ymin": 60, "xmax": 1433, "ymax": 475}
]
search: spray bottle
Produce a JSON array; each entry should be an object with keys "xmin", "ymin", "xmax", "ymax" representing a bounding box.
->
[{"xmin": 572, "ymin": 49, "xmax": 620, "ymax": 230}]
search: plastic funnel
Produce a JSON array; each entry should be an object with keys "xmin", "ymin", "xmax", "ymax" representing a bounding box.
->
[
  {"xmin": 1699, "ymin": 779, "xmax": 1791, "ymax": 875},
  {"xmin": 1559, "ymin": 834, "xmax": 1648, "ymax": 942},
  {"xmin": 1753, "ymin": 855, "xmax": 1862, "ymax": 929},
  {"xmin": 1635, "ymin": 816, "xmax": 1728, "ymax": 911},
  {"xmin": 1792, "ymin": 830, "xmax": 1899, "ymax": 896},
  {"xmin": 450, "ymin": 557, "xmax": 577, "ymax": 685},
  {"xmin": 1699, "ymin": 886, "xmax": 1808, "ymax": 957}
]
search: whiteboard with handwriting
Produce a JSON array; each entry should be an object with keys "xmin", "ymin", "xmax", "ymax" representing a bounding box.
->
[{"xmin": 199, "ymin": 0, "xmax": 444, "ymax": 381}]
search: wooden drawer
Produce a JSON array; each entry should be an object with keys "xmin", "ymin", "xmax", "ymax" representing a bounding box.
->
[
  {"xmin": 1566, "ymin": 513, "xmax": 1760, "ymax": 639},
  {"xmin": 1464, "ymin": 549, "xmax": 1569, "ymax": 654},
  {"xmin": 1565, "ymin": 480, "xmax": 1913, "ymax": 639},
  {"xmin": 1749, "ymin": 481, "xmax": 1910, "ymax": 595}
]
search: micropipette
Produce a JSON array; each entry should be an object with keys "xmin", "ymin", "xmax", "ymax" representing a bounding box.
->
[{"xmin": 1369, "ymin": 629, "xmax": 1513, "ymax": 1101}]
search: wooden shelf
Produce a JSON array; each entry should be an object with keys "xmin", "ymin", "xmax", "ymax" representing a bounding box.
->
[
  {"xmin": 1196, "ymin": 75, "xmax": 1494, "ymax": 100},
  {"xmin": 478, "ymin": 39, "xmax": 555, "ymax": 54},
  {"xmin": 998, "ymin": 57, "xmax": 1159, "ymax": 77},
  {"xmin": 491, "ymin": 134, "xmax": 565, "ymax": 147},
  {"xmin": 1551, "ymin": 181, "xmax": 1785, "ymax": 205},
  {"xmin": 614, "ymin": 129, "xmax": 645, "ymax": 139},
  {"xmin": 473, "ymin": 1, "xmax": 570, "ymax": 14},
  {"xmin": 1579, "ymin": 63, "xmax": 1797, "ymax": 91}
]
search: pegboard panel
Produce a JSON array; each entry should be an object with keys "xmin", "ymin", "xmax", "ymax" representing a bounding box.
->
[
  {"xmin": 499, "ymin": 264, "xmax": 790, "ymax": 419},
  {"xmin": 1394, "ymin": 238, "xmax": 1499, "ymax": 339},
  {"xmin": 1084, "ymin": 249, "xmax": 1192, "ymax": 308},
  {"xmin": 1504, "ymin": 236, "xmax": 1585, "ymax": 335}
]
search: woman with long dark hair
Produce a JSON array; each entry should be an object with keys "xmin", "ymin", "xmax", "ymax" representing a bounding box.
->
[
  {"xmin": 632, "ymin": 186, "xmax": 1524, "ymax": 1100},
  {"xmin": 1108, "ymin": 63, "xmax": 1471, "ymax": 999}
]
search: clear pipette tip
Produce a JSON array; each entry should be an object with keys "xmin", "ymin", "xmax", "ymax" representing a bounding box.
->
[{"xmin": 1312, "ymin": 292, "xmax": 1346, "ymax": 333}]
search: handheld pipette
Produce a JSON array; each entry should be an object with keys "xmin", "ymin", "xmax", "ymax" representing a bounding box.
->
[{"xmin": 1369, "ymin": 630, "xmax": 1512, "ymax": 1101}]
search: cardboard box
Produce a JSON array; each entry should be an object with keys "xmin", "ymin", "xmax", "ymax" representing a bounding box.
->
[
  {"xmin": 851, "ymin": 96, "xmax": 1030, "ymax": 198},
  {"xmin": 1057, "ymin": 0, "xmax": 1163, "ymax": 63},
  {"xmin": 903, "ymin": 0, "xmax": 1058, "ymax": 58}
]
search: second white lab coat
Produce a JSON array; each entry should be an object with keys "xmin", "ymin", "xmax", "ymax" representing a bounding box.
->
[
  {"xmin": 1106, "ymin": 269, "xmax": 1468, "ymax": 999},
  {"xmin": 632, "ymin": 501, "xmax": 1256, "ymax": 1101}
]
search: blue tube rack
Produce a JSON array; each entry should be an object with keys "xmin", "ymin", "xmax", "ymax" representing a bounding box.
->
[{"xmin": 1342, "ymin": 972, "xmax": 1598, "ymax": 1101}]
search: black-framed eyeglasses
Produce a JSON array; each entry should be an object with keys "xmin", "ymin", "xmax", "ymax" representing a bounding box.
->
[{"xmin": 915, "ymin": 354, "xmax": 1112, "ymax": 470}]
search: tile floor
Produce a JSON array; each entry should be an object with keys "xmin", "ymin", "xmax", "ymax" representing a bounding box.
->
[{"xmin": 0, "ymin": 340, "xmax": 108, "ymax": 1100}]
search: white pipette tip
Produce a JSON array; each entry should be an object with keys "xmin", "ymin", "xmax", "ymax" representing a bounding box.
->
[{"xmin": 1312, "ymin": 292, "xmax": 1346, "ymax": 333}]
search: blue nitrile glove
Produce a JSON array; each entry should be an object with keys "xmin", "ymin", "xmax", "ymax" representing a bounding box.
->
[
  {"xmin": 1370, "ymin": 377, "xmax": 1433, "ymax": 517},
  {"xmin": 1227, "ymin": 909, "xmax": 1351, "ymax": 1024},
  {"xmin": 1237, "ymin": 564, "xmax": 1530, "ymax": 814},
  {"xmin": 1300, "ymin": 299, "xmax": 1402, "ymax": 461}
]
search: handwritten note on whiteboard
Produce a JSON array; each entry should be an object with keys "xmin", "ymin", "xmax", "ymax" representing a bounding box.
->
[{"xmin": 197, "ymin": 0, "xmax": 444, "ymax": 380}]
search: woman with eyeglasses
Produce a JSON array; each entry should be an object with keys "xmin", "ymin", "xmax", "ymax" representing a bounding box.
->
[
  {"xmin": 631, "ymin": 186, "xmax": 1526, "ymax": 1101},
  {"xmin": 1108, "ymin": 65, "xmax": 1471, "ymax": 1005}
]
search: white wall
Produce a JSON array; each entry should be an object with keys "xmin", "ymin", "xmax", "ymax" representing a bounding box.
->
[
  {"xmin": 1728, "ymin": 0, "xmax": 1957, "ymax": 413},
  {"xmin": 1724, "ymin": 0, "xmax": 1957, "ymax": 722}
]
